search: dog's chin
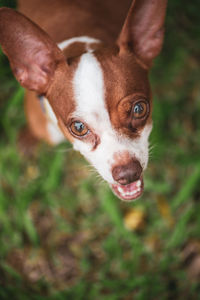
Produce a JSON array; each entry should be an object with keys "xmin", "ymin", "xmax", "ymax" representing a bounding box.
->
[{"xmin": 111, "ymin": 177, "xmax": 144, "ymax": 202}]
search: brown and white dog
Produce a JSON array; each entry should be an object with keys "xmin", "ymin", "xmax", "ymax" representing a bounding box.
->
[{"xmin": 0, "ymin": 0, "xmax": 167, "ymax": 201}]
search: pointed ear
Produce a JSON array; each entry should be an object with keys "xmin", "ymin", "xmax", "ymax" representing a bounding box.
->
[
  {"xmin": 0, "ymin": 7, "xmax": 65, "ymax": 93},
  {"xmin": 117, "ymin": 0, "xmax": 167, "ymax": 68}
]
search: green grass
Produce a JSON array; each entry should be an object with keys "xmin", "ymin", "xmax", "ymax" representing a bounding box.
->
[{"xmin": 1, "ymin": 0, "xmax": 200, "ymax": 299}]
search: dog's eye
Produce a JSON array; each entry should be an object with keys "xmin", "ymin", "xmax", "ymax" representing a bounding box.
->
[
  {"xmin": 70, "ymin": 121, "xmax": 89, "ymax": 137},
  {"xmin": 132, "ymin": 101, "xmax": 148, "ymax": 119}
]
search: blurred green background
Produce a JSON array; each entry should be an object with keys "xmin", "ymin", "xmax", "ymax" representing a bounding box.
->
[{"xmin": 0, "ymin": 0, "xmax": 200, "ymax": 299}]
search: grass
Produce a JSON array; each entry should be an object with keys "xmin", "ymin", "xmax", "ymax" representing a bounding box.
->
[{"xmin": 0, "ymin": 0, "xmax": 200, "ymax": 299}]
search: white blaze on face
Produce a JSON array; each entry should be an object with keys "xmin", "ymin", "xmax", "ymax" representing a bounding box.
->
[
  {"xmin": 58, "ymin": 36, "xmax": 100, "ymax": 52},
  {"xmin": 73, "ymin": 52, "xmax": 152, "ymax": 184},
  {"xmin": 41, "ymin": 97, "xmax": 65, "ymax": 144}
]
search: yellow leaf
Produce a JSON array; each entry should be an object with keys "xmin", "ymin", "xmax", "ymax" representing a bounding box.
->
[
  {"xmin": 26, "ymin": 165, "xmax": 39, "ymax": 180},
  {"xmin": 124, "ymin": 208, "xmax": 145, "ymax": 231},
  {"xmin": 156, "ymin": 195, "xmax": 174, "ymax": 227}
]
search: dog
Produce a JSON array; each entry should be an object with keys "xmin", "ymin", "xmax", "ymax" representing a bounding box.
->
[{"xmin": 0, "ymin": 0, "xmax": 167, "ymax": 201}]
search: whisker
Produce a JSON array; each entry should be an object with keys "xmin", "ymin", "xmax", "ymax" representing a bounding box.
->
[
  {"xmin": 46, "ymin": 147, "xmax": 108, "ymax": 186},
  {"xmin": 149, "ymin": 143, "xmax": 156, "ymax": 154},
  {"xmin": 79, "ymin": 164, "xmax": 96, "ymax": 173},
  {"xmin": 149, "ymin": 143, "xmax": 156, "ymax": 152},
  {"xmin": 95, "ymin": 176, "xmax": 107, "ymax": 186},
  {"xmin": 148, "ymin": 142, "xmax": 159, "ymax": 161},
  {"xmin": 80, "ymin": 165, "xmax": 107, "ymax": 185}
]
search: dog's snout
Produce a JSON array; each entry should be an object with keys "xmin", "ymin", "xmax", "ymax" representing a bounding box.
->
[{"xmin": 112, "ymin": 160, "xmax": 142, "ymax": 185}]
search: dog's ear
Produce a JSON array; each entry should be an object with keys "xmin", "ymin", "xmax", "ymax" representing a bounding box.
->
[
  {"xmin": 0, "ymin": 7, "xmax": 66, "ymax": 94},
  {"xmin": 117, "ymin": 0, "xmax": 167, "ymax": 68}
]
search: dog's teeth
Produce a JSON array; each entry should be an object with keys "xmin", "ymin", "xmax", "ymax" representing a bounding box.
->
[
  {"xmin": 117, "ymin": 183, "xmax": 142, "ymax": 198},
  {"xmin": 117, "ymin": 186, "xmax": 124, "ymax": 194},
  {"xmin": 119, "ymin": 189, "xmax": 137, "ymax": 197},
  {"xmin": 129, "ymin": 191, "xmax": 136, "ymax": 196},
  {"xmin": 136, "ymin": 180, "xmax": 141, "ymax": 188}
]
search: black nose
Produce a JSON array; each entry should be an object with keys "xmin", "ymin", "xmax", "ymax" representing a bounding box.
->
[{"xmin": 112, "ymin": 159, "xmax": 142, "ymax": 185}]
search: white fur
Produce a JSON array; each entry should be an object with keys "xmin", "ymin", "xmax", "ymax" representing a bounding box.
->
[
  {"xmin": 72, "ymin": 53, "xmax": 152, "ymax": 184},
  {"xmin": 43, "ymin": 98, "xmax": 65, "ymax": 144},
  {"xmin": 58, "ymin": 36, "xmax": 100, "ymax": 52},
  {"xmin": 47, "ymin": 122, "xmax": 65, "ymax": 144}
]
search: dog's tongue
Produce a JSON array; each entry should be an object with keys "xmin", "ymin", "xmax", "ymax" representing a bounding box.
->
[{"xmin": 112, "ymin": 178, "xmax": 143, "ymax": 201}]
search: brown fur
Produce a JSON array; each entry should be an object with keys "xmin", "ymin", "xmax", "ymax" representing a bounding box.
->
[
  {"xmin": 18, "ymin": 0, "xmax": 132, "ymax": 43},
  {"xmin": 24, "ymin": 91, "xmax": 52, "ymax": 143},
  {"xmin": 95, "ymin": 47, "xmax": 152, "ymax": 139}
]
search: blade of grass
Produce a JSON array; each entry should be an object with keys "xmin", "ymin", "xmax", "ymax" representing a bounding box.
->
[
  {"xmin": 23, "ymin": 213, "xmax": 39, "ymax": 245},
  {"xmin": 166, "ymin": 206, "xmax": 193, "ymax": 248},
  {"xmin": 42, "ymin": 151, "xmax": 64, "ymax": 193},
  {"xmin": 171, "ymin": 162, "xmax": 200, "ymax": 210},
  {"xmin": 99, "ymin": 188, "xmax": 143, "ymax": 267}
]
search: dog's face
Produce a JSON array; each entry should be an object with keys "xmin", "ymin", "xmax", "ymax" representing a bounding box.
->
[
  {"xmin": 48, "ymin": 47, "xmax": 152, "ymax": 201},
  {"xmin": 0, "ymin": 1, "xmax": 167, "ymax": 201}
]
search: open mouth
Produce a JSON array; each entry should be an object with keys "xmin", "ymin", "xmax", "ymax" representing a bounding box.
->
[{"xmin": 111, "ymin": 177, "xmax": 144, "ymax": 201}]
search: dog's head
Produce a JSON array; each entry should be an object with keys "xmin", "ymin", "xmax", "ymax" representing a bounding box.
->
[{"xmin": 0, "ymin": 1, "xmax": 167, "ymax": 201}]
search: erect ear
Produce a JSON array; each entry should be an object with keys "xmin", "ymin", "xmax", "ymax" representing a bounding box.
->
[
  {"xmin": 0, "ymin": 7, "xmax": 65, "ymax": 94},
  {"xmin": 117, "ymin": 0, "xmax": 168, "ymax": 68}
]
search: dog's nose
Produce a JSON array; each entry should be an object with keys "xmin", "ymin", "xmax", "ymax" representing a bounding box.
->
[{"xmin": 112, "ymin": 159, "xmax": 142, "ymax": 185}]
